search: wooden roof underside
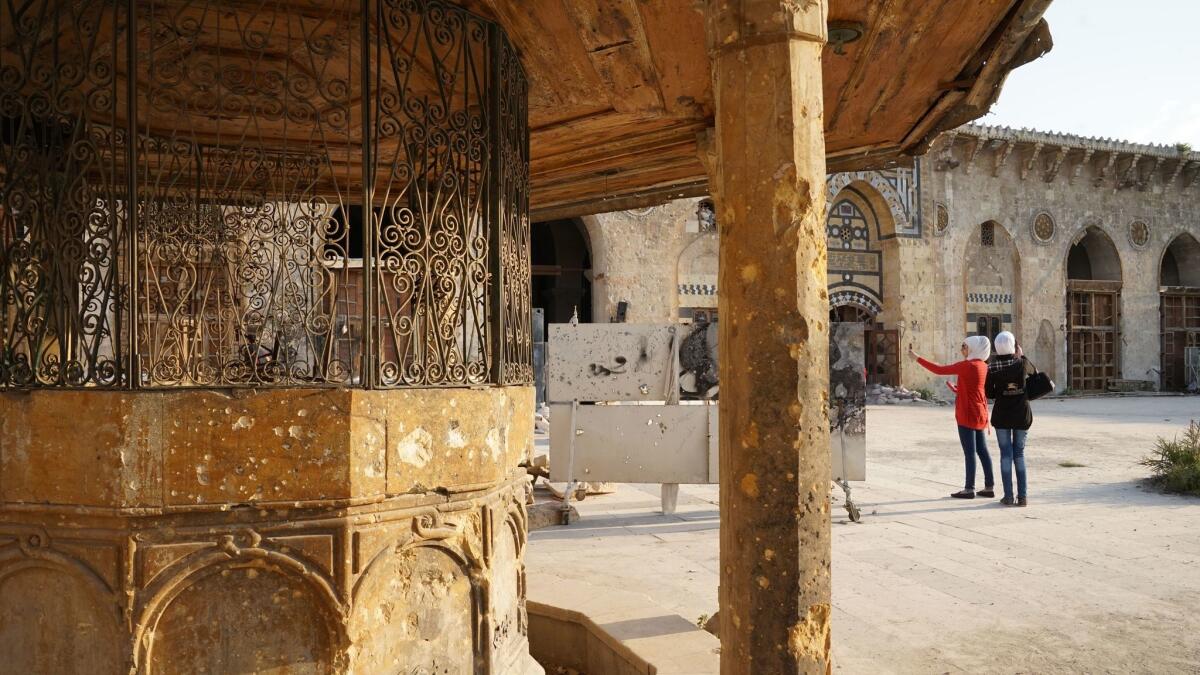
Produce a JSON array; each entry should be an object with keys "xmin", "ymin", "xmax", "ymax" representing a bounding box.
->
[
  {"xmin": 1, "ymin": 0, "xmax": 1053, "ymax": 219},
  {"xmin": 460, "ymin": 0, "xmax": 1053, "ymax": 220}
]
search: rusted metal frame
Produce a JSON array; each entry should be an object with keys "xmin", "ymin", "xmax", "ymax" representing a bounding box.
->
[
  {"xmin": 124, "ymin": 0, "xmax": 139, "ymax": 389},
  {"xmin": 487, "ymin": 22, "xmax": 505, "ymax": 384},
  {"xmin": 361, "ymin": 0, "xmax": 377, "ymax": 389}
]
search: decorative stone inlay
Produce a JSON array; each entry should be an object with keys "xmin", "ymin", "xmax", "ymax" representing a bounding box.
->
[
  {"xmin": 1129, "ymin": 220, "xmax": 1151, "ymax": 248},
  {"xmin": 934, "ymin": 203, "xmax": 949, "ymax": 235},
  {"xmin": 1032, "ymin": 212, "xmax": 1055, "ymax": 244}
]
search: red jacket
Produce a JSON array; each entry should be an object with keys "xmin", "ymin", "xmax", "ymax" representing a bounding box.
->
[{"xmin": 917, "ymin": 357, "xmax": 990, "ymax": 430}]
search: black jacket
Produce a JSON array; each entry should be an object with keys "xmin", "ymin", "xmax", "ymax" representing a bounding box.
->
[{"xmin": 985, "ymin": 355, "xmax": 1034, "ymax": 430}]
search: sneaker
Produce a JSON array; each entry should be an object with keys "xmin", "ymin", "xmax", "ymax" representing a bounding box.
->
[
  {"xmin": 999, "ymin": 497, "xmax": 1015, "ymax": 506},
  {"xmin": 977, "ymin": 488, "xmax": 995, "ymax": 498},
  {"xmin": 1017, "ymin": 496, "xmax": 1028, "ymax": 507},
  {"xmin": 951, "ymin": 490, "xmax": 975, "ymax": 499}
]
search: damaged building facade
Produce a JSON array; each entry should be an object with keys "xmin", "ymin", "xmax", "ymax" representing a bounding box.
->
[{"xmin": 539, "ymin": 125, "xmax": 1200, "ymax": 394}]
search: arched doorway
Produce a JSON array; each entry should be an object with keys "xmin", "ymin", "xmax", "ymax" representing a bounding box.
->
[
  {"xmin": 1159, "ymin": 233, "xmax": 1200, "ymax": 391},
  {"xmin": 531, "ymin": 218, "xmax": 592, "ymax": 324},
  {"xmin": 963, "ymin": 220, "xmax": 1021, "ymax": 343},
  {"xmin": 825, "ymin": 186, "xmax": 898, "ymax": 385},
  {"xmin": 1066, "ymin": 226, "xmax": 1123, "ymax": 392}
]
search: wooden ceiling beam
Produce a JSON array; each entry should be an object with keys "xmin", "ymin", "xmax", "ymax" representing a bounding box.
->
[{"xmin": 560, "ymin": 0, "xmax": 665, "ymax": 114}]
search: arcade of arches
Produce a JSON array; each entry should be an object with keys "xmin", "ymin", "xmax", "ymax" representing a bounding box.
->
[{"xmin": 561, "ymin": 125, "xmax": 1200, "ymax": 394}]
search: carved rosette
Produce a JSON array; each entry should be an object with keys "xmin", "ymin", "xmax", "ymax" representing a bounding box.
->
[
  {"xmin": 1032, "ymin": 212, "xmax": 1056, "ymax": 245},
  {"xmin": 1129, "ymin": 220, "xmax": 1151, "ymax": 249},
  {"xmin": 934, "ymin": 202, "xmax": 949, "ymax": 236}
]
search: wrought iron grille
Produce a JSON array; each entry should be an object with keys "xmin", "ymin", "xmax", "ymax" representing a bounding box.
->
[{"xmin": 0, "ymin": 0, "xmax": 531, "ymax": 389}]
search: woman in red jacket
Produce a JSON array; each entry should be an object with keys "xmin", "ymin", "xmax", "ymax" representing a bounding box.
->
[{"xmin": 908, "ymin": 336, "xmax": 996, "ymax": 499}]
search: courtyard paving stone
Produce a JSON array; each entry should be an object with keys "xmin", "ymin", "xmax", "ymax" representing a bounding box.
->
[{"xmin": 527, "ymin": 396, "xmax": 1200, "ymax": 674}]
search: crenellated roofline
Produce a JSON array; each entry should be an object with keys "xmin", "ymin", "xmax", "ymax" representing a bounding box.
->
[
  {"xmin": 928, "ymin": 124, "xmax": 1200, "ymax": 191},
  {"xmin": 959, "ymin": 124, "xmax": 1199, "ymax": 161}
]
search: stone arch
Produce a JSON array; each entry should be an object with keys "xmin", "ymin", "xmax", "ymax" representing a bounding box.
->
[
  {"xmin": 531, "ymin": 217, "xmax": 593, "ymax": 323},
  {"xmin": 1064, "ymin": 224, "xmax": 1123, "ymax": 392},
  {"xmin": 0, "ymin": 550, "xmax": 124, "ymax": 674},
  {"xmin": 825, "ymin": 183, "xmax": 895, "ymax": 319},
  {"xmin": 348, "ymin": 540, "xmax": 479, "ymax": 672},
  {"xmin": 1033, "ymin": 319, "xmax": 1057, "ymax": 385},
  {"xmin": 135, "ymin": 549, "xmax": 345, "ymax": 674},
  {"xmin": 1158, "ymin": 232, "xmax": 1200, "ymax": 391},
  {"xmin": 1066, "ymin": 224, "xmax": 1123, "ymax": 282},
  {"xmin": 962, "ymin": 219, "xmax": 1022, "ymax": 341},
  {"xmin": 489, "ymin": 513, "xmax": 530, "ymax": 669},
  {"xmin": 826, "ymin": 171, "xmax": 910, "ymax": 236},
  {"xmin": 1159, "ymin": 232, "xmax": 1200, "ymax": 287},
  {"xmin": 676, "ymin": 233, "xmax": 718, "ymax": 319}
]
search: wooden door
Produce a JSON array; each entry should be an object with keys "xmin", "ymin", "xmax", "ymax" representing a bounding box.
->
[
  {"xmin": 1160, "ymin": 290, "xmax": 1200, "ymax": 391},
  {"xmin": 865, "ymin": 328, "xmax": 899, "ymax": 387},
  {"xmin": 1067, "ymin": 281, "xmax": 1121, "ymax": 392}
]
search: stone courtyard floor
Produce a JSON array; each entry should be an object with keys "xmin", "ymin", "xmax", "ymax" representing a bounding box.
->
[{"xmin": 526, "ymin": 396, "xmax": 1200, "ymax": 674}]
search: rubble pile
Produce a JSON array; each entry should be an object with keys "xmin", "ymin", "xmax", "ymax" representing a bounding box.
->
[{"xmin": 866, "ymin": 384, "xmax": 949, "ymax": 406}]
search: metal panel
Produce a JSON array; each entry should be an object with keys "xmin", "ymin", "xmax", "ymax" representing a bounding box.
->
[
  {"xmin": 549, "ymin": 403, "xmax": 714, "ymax": 484},
  {"xmin": 830, "ymin": 322, "xmax": 867, "ymax": 482},
  {"xmin": 550, "ymin": 403, "xmax": 865, "ymax": 484},
  {"xmin": 546, "ymin": 324, "xmax": 677, "ymax": 402}
]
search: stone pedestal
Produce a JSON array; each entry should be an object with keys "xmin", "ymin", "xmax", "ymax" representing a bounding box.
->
[
  {"xmin": 0, "ymin": 388, "xmax": 542, "ymax": 674},
  {"xmin": 707, "ymin": 0, "xmax": 833, "ymax": 672}
]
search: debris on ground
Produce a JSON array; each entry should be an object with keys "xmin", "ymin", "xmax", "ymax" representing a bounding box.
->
[{"xmin": 866, "ymin": 384, "xmax": 950, "ymax": 406}]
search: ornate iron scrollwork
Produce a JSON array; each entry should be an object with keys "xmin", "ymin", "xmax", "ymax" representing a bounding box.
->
[{"xmin": 0, "ymin": 0, "xmax": 531, "ymax": 389}]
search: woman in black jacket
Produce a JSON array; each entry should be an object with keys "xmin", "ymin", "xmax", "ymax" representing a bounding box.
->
[{"xmin": 986, "ymin": 332, "xmax": 1035, "ymax": 506}]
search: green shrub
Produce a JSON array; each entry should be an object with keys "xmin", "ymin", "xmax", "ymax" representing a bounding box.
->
[
  {"xmin": 1141, "ymin": 420, "xmax": 1200, "ymax": 496},
  {"xmin": 915, "ymin": 387, "xmax": 935, "ymax": 401}
]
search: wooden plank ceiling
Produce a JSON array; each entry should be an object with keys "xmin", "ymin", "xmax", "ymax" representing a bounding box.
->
[
  {"xmin": 459, "ymin": 0, "xmax": 1053, "ymax": 220},
  {"xmin": 2, "ymin": 0, "xmax": 1052, "ymax": 219}
]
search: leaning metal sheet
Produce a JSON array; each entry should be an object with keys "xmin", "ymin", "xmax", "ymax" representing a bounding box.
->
[
  {"xmin": 548, "ymin": 403, "xmax": 716, "ymax": 484},
  {"xmin": 546, "ymin": 322, "xmax": 867, "ymax": 485},
  {"xmin": 830, "ymin": 322, "xmax": 867, "ymax": 481},
  {"xmin": 546, "ymin": 324, "xmax": 676, "ymax": 402}
]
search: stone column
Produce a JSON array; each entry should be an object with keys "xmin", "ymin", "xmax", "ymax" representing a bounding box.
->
[{"xmin": 705, "ymin": 1, "xmax": 832, "ymax": 672}]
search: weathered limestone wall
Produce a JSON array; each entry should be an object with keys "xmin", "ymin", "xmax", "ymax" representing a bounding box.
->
[
  {"xmin": 924, "ymin": 130, "xmax": 1200, "ymax": 390},
  {"xmin": 582, "ymin": 199, "xmax": 707, "ymax": 323},
  {"xmin": 0, "ymin": 387, "xmax": 539, "ymax": 674},
  {"xmin": 576, "ymin": 128, "xmax": 1200, "ymax": 394}
]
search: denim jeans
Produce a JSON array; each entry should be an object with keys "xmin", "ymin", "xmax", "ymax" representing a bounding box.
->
[
  {"xmin": 956, "ymin": 426, "xmax": 995, "ymax": 490},
  {"xmin": 995, "ymin": 428, "xmax": 1028, "ymax": 500}
]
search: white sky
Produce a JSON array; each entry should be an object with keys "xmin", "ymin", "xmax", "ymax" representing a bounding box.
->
[{"xmin": 983, "ymin": 0, "xmax": 1200, "ymax": 147}]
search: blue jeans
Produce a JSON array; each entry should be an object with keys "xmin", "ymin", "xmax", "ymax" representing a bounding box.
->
[
  {"xmin": 995, "ymin": 428, "xmax": 1028, "ymax": 500},
  {"xmin": 956, "ymin": 426, "xmax": 994, "ymax": 491}
]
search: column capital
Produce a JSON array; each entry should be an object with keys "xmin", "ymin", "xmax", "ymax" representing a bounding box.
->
[{"xmin": 706, "ymin": 0, "xmax": 828, "ymax": 56}]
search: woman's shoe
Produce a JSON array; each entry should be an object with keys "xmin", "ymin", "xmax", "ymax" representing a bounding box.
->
[
  {"xmin": 977, "ymin": 487, "xmax": 995, "ymax": 498},
  {"xmin": 951, "ymin": 490, "xmax": 975, "ymax": 499},
  {"xmin": 1017, "ymin": 496, "xmax": 1028, "ymax": 507},
  {"xmin": 1000, "ymin": 497, "xmax": 1015, "ymax": 506}
]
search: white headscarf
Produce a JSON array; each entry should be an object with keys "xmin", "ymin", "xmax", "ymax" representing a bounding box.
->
[
  {"xmin": 993, "ymin": 331, "xmax": 1016, "ymax": 356},
  {"xmin": 963, "ymin": 335, "xmax": 991, "ymax": 361}
]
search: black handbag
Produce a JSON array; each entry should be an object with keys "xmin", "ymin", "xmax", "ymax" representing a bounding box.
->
[{"xmin": 1024, "ymin": 359, "xmax": 1055, "ymax": 400}]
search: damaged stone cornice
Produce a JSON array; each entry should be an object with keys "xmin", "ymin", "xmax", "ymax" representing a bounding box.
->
[
  {"xmin": 1044, "ymin": 146, "xmax": 1068, "ymax": 183},
  {"xmin": 992, "ymin": 140, "xmax": 1016, "ymax": 177},
  {"xmin": 945, "ymin": 122, "xmax": 1199, "ymax": 190},
  {"xmin": 1070, "ymin": 148, "xmax": 1094, "ymax": 185},
  {"xmin": 1019, "ymin": 142, "xmax": 1044, "ymax": 181}
]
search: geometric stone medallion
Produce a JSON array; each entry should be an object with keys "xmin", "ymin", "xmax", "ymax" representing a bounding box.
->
[
  {"xmin": 1128, "ymin": 220, "xmax": 1151, "ymax": 249},
  {"xmin": 1032, "ymin": 211, "xmax": 1055, "ymax": 244},
  {"xmin": 934, "ymin": 202, "xmax": 949, "ymax": 236}
]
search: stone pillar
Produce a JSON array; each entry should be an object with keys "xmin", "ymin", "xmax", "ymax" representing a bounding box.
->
[
  {"xmin": 0, "ymin": 388, "xmax": 542, "ymax": 674},
  {"xmin": 705, "ymin": 1, "xmax": 832, "ymax": 672}
]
